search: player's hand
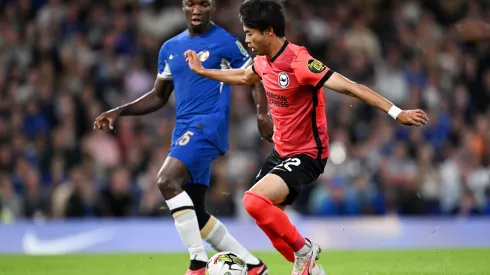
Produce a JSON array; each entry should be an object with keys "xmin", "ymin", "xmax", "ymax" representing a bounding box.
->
[
  {"xmin": 257, "ymin": 114, "xmax": 274, "ymax": 143},
  {"xmin": 396, "ymin": 109, "xmax": 428, "ymax": 127},
  {"xmin": 184, "ymin": 50, "xmax": 204, "ymax": 75},
  {"xmin": 93, "ymin": 109, "xmax": 121, "ymax": 131}
]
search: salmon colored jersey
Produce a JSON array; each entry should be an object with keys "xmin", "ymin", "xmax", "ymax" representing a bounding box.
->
[{"xmin": 252, "ymin": 41, "xmax": 333, "ymax": 159}]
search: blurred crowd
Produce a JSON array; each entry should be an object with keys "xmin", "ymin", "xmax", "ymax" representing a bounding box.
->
[{"xmin": 0, "ymin": 0, "xmax": 490, "ymax": 222}]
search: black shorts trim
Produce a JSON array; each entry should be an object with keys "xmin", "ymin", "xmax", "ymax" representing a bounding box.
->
[{"xmin": 255, "ymin": 150, "xmax": 327, "ymax": 205}]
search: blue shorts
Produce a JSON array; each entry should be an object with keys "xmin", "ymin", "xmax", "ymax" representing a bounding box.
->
[{"xmin": 168, "ymin": 126, "xmax": 222, "ymax": 186}]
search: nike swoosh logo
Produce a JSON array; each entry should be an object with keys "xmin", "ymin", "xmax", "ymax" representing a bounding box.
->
[
  {"xmin": 302, "ymin": 258, "xmax": 312, "ymax": 275},
  {"xmin": 272, "ymin": 167, "xmax": 287, "ymax": 172},
  {"xmin": 253, "ymin": 265, "xmax": 266, "ymax": 275},
  {"xmin": 22, "ymin": 228, "xmax": 114, "ymax": 255}
]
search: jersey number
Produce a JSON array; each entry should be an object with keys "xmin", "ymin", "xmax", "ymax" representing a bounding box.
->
[
  {"xmin": 277, "ymin": 158, "xmax": 301, "ymax": 172},
  {"xmin": 178, "ymin": 131, "xmax": 194, "ymax": 146}
]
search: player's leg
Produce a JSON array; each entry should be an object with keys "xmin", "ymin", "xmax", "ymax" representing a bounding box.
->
[
  {"xmin": 158, "ymin": 130, "xmax": 210, "ymax": 273},
  {"xmin": 181, "ymin": 136, "xmax": 268, "ymax": 275},
  {"xmin": 244, "ymin": 175, "xmax": 319, "ymax": 275},
  {"xmin": 264, "ymin": 204, "xmax": 326, "ymax": 275},
  {"xmin": 243, "ymin": 174, "xmax": 310, "ymax": 253},
  {"xmin": 242, "ymin": 153, "xmax": 327, "ymax": 275},
  {"xmin": 184, "ymin": 184, "xmax": 267, "ymax": 274},
  {"xmin": 258, "ymin": 203, "xmax": 295, "ymax": 262},
  {"xmin": 249, "ymin": 151, "xmax": 296, "ymax": 263}
]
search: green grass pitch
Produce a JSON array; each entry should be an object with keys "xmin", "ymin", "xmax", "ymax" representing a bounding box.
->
[{"xmin": 1, "ymin": 249, "xmax": 489, "ymax": 275}]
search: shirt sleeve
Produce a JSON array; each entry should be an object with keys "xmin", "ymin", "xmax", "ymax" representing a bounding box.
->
[
  {"xmin": 291, "ymin": 48, "xmax": 334, "ymax": 90},
  {"xmin": 251, "ymin": 57, "xmax": 262, "ymax": 79},
  {"xmin": 157, "ymin": 43, "xmax": 172, "ymax": 80},
  {"xmin": 222, "ymin": 38, "xmax": 252, "ymax": 69}
]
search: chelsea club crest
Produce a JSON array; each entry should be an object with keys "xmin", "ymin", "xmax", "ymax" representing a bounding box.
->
[{"xmin": 198, "ymin": 50, "xmax": 210, "ymax": 62}]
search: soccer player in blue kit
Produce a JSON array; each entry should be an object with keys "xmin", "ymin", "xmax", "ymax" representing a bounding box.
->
[{"xmin": 94, "ymin": 1, "xmax": 271, "ymax": 274}]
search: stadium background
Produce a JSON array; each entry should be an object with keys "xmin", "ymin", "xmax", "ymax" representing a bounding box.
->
[
  {"xmin": 1, "ymin": 1, "xmax": 490, "ymax": 274},
  {"xmin": 1, "ymin": 0, "xmax": 490, "ymax": 221},
  {"xmin": 1, "ymin": 0, "xmax": 490, "ymax": 256}
]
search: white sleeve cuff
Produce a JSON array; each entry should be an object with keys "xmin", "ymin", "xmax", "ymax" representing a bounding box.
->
[{"xmin": 157, "ymin": 73, "xmax": 172, "ymax": 80}]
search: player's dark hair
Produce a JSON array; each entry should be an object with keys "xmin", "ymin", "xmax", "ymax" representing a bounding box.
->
[{"xmin": 239, "ymin": 0, "xmax": 286, "ymax": 37}]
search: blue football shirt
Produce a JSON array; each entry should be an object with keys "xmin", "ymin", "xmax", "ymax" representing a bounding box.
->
[{"xmin": 157, "ymin": 24, "xmax": 251, "ymax": 153}]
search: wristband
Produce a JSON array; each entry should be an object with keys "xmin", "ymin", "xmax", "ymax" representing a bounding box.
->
[{"xmin": 388, "ymin": 105, "xmax": 402, "ymax": 120}]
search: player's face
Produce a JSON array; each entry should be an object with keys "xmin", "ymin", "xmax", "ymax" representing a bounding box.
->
[
  {"xmin": 182, "ymin": 0, "xmax": 214, "ymax": 34},
  {"xmin": 243, "ymin": 26, "xmax": 269, "ymax": 55}
]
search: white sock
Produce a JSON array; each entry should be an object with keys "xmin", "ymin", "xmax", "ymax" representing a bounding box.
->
[
  {"xmin": 166, "ymin": 192, "xmax": 208, "ymax": 262},
  {"xmin": 295, "ymin": 239, "xmax": 312, "ymax": 256},
  {"xmin": 203, "ymin": 217, "xmax": 260, "ymax": 265}
]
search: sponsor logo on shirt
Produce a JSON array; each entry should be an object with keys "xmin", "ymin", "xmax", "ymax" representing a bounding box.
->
[{"xmin": 266, "ymin": 91, "xmax": 289, "ymax": 108}]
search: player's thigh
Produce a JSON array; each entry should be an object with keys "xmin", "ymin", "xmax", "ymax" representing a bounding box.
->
[
  {"xmin": 168, "ymin": 127, "xmax": 220, "ymax": 186},
  {"xmin": 254, "ymin": 150, "xmax": 283, "ymax": 184},
  {"xmin": 156, "ymin": 156, "xmax": 191, "ymax": 198},
  {"xmin": 268, "ymin": 154, "xmax": 327, "ymax": 206},
  {"xmin": 250, "ymin": 173, "xmax": 291, "ymax": 205},
  {"xmin": 158, "ymin": 156, "xmax": 191, "ymax": 182}
]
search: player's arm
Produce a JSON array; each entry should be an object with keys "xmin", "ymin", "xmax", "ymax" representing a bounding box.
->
[
  {"xmin": 94, "ymin": 79, "xmax": 173, "ymax": 130},
  {"xmin": 291, "ymin": 49, "xmax": 426, "ymax": 127},
  {"xmin": 184, "ymin": 50, "xmax": 261, "ymax": 85},
  {"xmin": 252, "ymin": 82, "xmax": 274, "ymax": 142},
  {"xmin": 324, "ymin": 73, "xmax": 428, "ymax": 126},
  {"xmin": 118, "ymin": 78, "xmax": 174, "ymax": 116},
  {"xmin": 455, "ymin": 19, "xmax": 490, "ymax": 42}
]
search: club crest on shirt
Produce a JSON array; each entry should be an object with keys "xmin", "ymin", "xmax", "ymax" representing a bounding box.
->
[
  {"xmin": 198, "ymin": 50, "xmax": 210, "ymax": 62},
  {"xmin": 307, "ymin": 59, "xmax": 327, "ymax": 74},
  {"xmin": 278, "ymin": 72, "xmax": 290, "ymax": 88}
]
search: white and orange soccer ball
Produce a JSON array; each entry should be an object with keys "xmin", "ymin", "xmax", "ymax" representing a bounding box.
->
[{"xmin": 205, "ymin": 251, "xmax": 248, "ymax": 275}]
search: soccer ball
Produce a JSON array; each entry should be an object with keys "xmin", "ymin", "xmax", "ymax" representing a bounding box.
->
[{"xmin": 205, "ymin": 251, "xmax": 248, "ymax": 275}]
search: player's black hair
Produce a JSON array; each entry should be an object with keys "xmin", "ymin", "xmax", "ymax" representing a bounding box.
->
[{"xmin": 239, "ymin": 0, "xmax": 286, "ymax": 37}]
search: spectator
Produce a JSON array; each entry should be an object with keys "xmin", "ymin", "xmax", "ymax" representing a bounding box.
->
[
  {"xmin": 64, "ymin": 167, "xmax": 101, "ymax": 218},
  {"xmin": 99, "ymin": 166, "xmax": 133, "ymax": 217},
  {"xmin": 0, "ymin": 0, "xmax": 489, "ymax": 221},
  {"xmin": 0, "ymin": 174, "xmax": 23, "ymax": 221}
]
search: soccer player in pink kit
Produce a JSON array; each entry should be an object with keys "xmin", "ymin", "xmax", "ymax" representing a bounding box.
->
[{"xmin": 185, "ymin": 1, "xmax": 428, "ymax": 274}]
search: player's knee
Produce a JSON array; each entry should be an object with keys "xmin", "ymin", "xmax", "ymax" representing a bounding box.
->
[
  {"xmin": 243, "ymin": 191, "xmax": 273, "ymax": 218},
  {"xmin": 156, "ymin": 171, "xmax": 182, "ymax": 199}
]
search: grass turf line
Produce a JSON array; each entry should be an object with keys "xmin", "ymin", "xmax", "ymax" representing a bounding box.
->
[{"xmin": 0, "ymin": 249, "xmax": 489, "ymax": 275}]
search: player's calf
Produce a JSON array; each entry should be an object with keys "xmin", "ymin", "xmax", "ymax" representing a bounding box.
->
[
  {"xmin": 156, "ymin": 158, "xmax": 208, "ymax": 271},
  {"xmin": 243, "ymin": 191, "xmax": 306, "ymax": 252},
  {"xmin": 259, "ymin": 221, "xmax": 295, "ymax": 262}
]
